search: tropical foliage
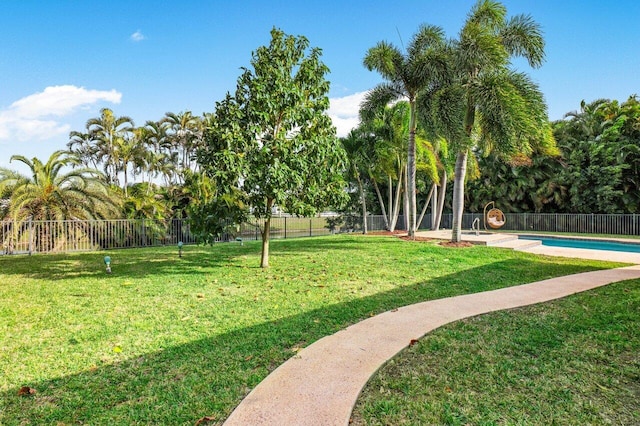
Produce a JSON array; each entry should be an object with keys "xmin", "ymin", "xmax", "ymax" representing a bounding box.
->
[
  {"xmin": 363, "ymin": 24, "xmax": 446, "ymax": 236},
  {"xmin": 0, "ymin": 151, "xmax": 119, "ymax": 252},
  {"xmin": 1, "ymin": 7, "xmax": 639, "ymax": 250},
  {"xmin": 425, "ymin": 0, "xmax": 556, "ymax": 241},
  {"xmin": 463, "ymin": 96, "xmax": 640, "ymax": 214}
]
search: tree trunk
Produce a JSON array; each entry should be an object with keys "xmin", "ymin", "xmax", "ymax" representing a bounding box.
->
[
  {"xmin": 388, "ymin": 175, "xmax": 393, "ymax": 227},
  {"xmin": 371, "ymin": 176, "xmax": 389, "ymax": 230},
  {"xmin": 434, "ymin": 170, "xmax": 447, "ymax": 231},
  {"xmin": 417, "ymin": 185, "xmax": 434, "ymax": 230},
  {"xmin": 260, "ymin": 199, "xmax": 274, "ymax": 268},
  {"xmin": 389, "ymin": 167, "xmax": 403, "ymax": 232},
  {"xmin": 123, "ymin": 166, "xmax": 129, "ymax": 197},
  {"xmin": 407, "ymin": 100, "xmax": 417, "ymax": 237},
  {"xmin": 403, "ymin": 164, "xmax": 409, "ymax": 232},
  {"xmin": 431, "ymin": 184, "xmax": 438, "ymax": 229},
  {"xmin": 452, "ymin": 151, "xmax": 468, "ymax": 242},
  {"xmin": 260, "ymin": 216, "xmax": 271, "ymax": 268},
  {"xmin": 356, "ymin": 172, "xmax": 367, "ymax": 234}
]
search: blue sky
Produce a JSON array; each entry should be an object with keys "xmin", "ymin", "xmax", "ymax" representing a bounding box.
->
[{"xmin": 1, "ymin": 0, "xmax": 638, "ymax": 173}]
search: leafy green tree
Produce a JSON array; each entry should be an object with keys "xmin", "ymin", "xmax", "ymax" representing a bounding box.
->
[
  {"xmin": 553, "ymin": 96, "xmax": 640, "ymax": 213},
  {"xmin": 429, "ymin": 0, "xmax": 556, "ymax": 241},
  {"xmin": 198, "ymin": 28, "xmax": 348, "ymax": 268},
  {"xmin": 363, "ymin": 24, "xmax": 446, "ymax": 237}
]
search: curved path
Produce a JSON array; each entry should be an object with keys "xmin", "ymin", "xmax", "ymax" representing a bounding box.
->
[{"xmin": 223, "ymin": 264, "xmax": 640, "ymax": 425}]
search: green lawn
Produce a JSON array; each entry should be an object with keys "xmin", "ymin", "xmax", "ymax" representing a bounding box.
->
[
  {"xmin": 351, "ymin": 279, "xmax": 640, "ymax": 425},
  {"xmin": 0, "ymin": 235, "xmax": 627, "ymax": 424}
]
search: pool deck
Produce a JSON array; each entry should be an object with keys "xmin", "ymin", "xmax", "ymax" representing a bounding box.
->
[
  {"xmin": 415, "ymin": 230, "xmax": 640, "ymax": 264},
  {"xmin": 222, "ymin": 231, "xmax": 640, "ymax": 425}
]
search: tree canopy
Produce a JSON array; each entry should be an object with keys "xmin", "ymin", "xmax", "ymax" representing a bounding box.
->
[{"xmin": 197, "ymin": 28, "xmax": 347, "ymax": 267}]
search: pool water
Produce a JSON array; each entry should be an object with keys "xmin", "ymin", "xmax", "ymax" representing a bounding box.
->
[{"xmin": 519, "ymin": 235, "xmax": 640, "ymax": 253}]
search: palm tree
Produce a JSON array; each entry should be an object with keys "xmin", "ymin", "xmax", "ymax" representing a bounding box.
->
[
  {"xmin": 2, "ymin": 150, "xmax": 119, "ymax": 221},
  {"xmin": 430, "ymin": 0, "xmax": 556, "ymax": 242},
  {"xmin": 115, "ymin": 132, "xmax": 146, "ymax": 196},
  {"xmin": 163, "ymin": 111, "xmax": 202, "ymax": 182},
  {"xmin": 67, "ymin": 130, "xmax": 100, "ymax": 170},
  {"xmin": 360, "ymin": 101, "xmax": 411, "ymax": 231},
  {"xmin": 363, "ymin": 24, "xmax": 446, "ymax": 237},
  {"xmin": 85, "ymin": 108, "xmax": 135, "ymax": 187},
  {"xmin": 341, "ymin": 129, "xmax": 370, "ymax": 233},
  {"xmin": 0, "ymin": 151, "xmax": 120, "ymax": 251}
]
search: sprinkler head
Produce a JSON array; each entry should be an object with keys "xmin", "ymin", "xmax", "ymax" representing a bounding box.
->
[{"xmin": 103, "ymin": 256, "xmax": 112, "ymax": 274}]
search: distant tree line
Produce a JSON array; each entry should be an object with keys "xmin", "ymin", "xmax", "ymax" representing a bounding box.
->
[{"xmin": 2, "ymin": 0, "xmax": 639, "ymax": 264}]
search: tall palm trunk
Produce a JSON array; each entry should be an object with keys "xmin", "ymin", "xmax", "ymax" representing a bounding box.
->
[
  {"xmin": 403, "ymin": 164, "xmax": 409, "ymax": 231},
  {"xmin": 451, "ymin": 93, "xmax": 476, "ymax": 242},
  {"xmin": 370, "ymin": 175, "xmax": 389, "ymax": 230},
  {"xmin": 123, "ymin": 166, "xmax": 129, "ymax": 197},
  {"xmin": 407, "ymin": 99, "xmax": 417, "ymax": 237},
  {"xmin": 388, "ymin": 167, "xmax": 403, "ymax": 232},
  {"xmin": 452, "ymin": 152, "xmax": 468, "ymax": 242},
  {"xmin": 355, "ymin": 171, "xmax": 367, "ymax": 234},
  {"xmin": 431, "ymin": 184, "xmax": 438, "ymax": 229},
  {"xmin": 417, "ymin": 185, "xmax": 434, "ymax": 230},
  {"xmin": 434, "ymin": 170, "xmax": 447, "ymax": 230}
]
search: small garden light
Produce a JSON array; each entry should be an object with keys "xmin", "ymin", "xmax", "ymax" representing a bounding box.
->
[
  {"xmin": 235, "ymin": 237, "xmax": 243, "ymax": 246},
  {"xmin": 104, "ymin": 256, "xmax": 112, "ymax": 274},
  {"xmin": 178, "ymin": 241, "xmax": 184, "ymax": 257}
]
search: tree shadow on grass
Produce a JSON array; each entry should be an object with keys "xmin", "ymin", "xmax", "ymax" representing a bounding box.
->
[
  {"xmin": 0, "ymin": 235, "xmax": 384, "ymax": 281},
  {"xmin": 0, "ymin": 258, "xmax": 608, "ymax": 425}
]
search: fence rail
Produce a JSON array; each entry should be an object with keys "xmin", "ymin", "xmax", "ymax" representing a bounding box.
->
[
  {"xmin": 2, "ymin": 213, "xmax": 638, "ymax": 255},
  {"xmin": 423, "ymin": 213, "xmax": 640, "ymax": 236},
  {"xmin": 0, "ymin": 216, "xmax": 346, "ymax": 255}
]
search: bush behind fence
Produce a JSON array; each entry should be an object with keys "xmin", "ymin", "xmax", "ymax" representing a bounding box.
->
[{"xmin": 2, "ymin": 213, "xmax": 639, "ymax": 255}]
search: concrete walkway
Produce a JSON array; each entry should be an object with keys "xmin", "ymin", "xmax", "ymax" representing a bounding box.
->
[{"xmin": 224, "ymin": 261, "xmax": 640, "ymax": 425}]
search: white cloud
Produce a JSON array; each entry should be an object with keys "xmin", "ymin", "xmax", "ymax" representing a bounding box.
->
[
  {"xmin": 0, "ymin": 85, "xmax": 122, "ymax": 142},
  {"xmin": 328, "ymin": 91, "xmax": 367, "ymax": 137},
  {"xmin": 130, "ymin": 30, "xmax": 145, "ymax": 42}
]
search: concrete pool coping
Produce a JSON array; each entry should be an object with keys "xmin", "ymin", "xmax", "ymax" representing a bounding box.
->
[{"xmin": 414, "ymin": 230, "xmax": 640, "ymax": 264}]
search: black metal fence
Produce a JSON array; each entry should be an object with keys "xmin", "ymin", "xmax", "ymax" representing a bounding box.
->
[
  {"xmin": 0, "ymin": 216, "xmax": 351, "ymax": 255},
  {"xmin": 3, "ymin": 213, "xmax": 638, "ymax": 255},
  {"xmin": 424, "ymin": 213, "xmax": 640, "ymax": 236}
]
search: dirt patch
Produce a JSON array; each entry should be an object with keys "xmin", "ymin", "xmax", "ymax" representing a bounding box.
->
[
  {"xmin": 438, "ymin": 241, "xmax": 474, "ymax": 248},
  {"xmin": 366, "ymin": 230, "xmax": 407, "ymax": 236},
  {"xmin": 397, "ymin": 235, "xmax": 437, "ymax": 242},
  {"xmin": 366, "ymin": 231, "xmax": 474, "ymax": 247}
]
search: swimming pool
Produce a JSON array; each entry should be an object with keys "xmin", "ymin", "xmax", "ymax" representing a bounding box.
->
[{"xmin": 519, "ymin": 235, "xmax": 640, "ymax": 253}]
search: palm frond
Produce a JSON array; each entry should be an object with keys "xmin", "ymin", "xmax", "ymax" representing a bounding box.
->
[
  {"xmin": 502, "ymin": 14, "xmax": 545, "ymax": 68},
  {"xmin": 359, "ymin": 83, "xmax": 405, "ymax": 122},
  {"xmin": 363, "ymin": 41, "xmax": 404, "ymax": 82}
]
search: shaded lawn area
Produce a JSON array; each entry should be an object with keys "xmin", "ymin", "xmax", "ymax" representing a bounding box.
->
[
  {"xmin": 351, "ymin": 279, "xmax": 640, "ymax": 425},
  {"xmin": 0, "ymin": 235, "xmax": 625, "ymax": 424}
]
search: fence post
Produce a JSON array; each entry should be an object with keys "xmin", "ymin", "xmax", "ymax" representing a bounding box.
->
[
  {"xmin": 285, "ymin": 217, "xmax": 287, "ymax": 239},
  {"xmin": 309, "ymin": 219, "xmax": 312, "ymax": 237},
  {"xmin": 28, "ymin": 218, "xmax": 33, "ymax": 255}
]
